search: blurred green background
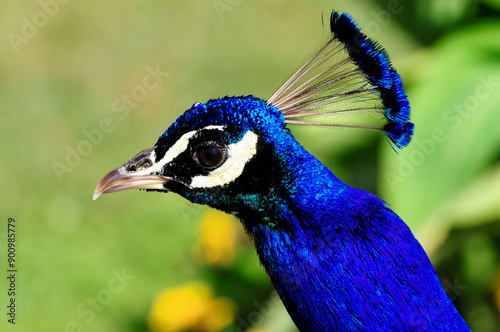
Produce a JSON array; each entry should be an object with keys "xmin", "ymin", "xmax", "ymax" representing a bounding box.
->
[{"xmin": 1, "ymin": 0, "xmax": 500, "ymax": 331}]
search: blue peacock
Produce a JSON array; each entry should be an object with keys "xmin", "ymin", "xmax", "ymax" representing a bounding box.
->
[{"xmin": 94, "ymin": 10, "xmax": 470, "ymax": 331}]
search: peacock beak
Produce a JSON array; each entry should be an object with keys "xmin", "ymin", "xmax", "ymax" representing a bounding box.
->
[{"xmin": 93, "ymin": 147, "xmax": 173, "ymax": 200}]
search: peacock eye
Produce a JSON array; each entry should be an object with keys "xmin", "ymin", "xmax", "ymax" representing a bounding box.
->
[{"xmin": 195, "ymin": 144, "xmax": 227, "ymax": 169}]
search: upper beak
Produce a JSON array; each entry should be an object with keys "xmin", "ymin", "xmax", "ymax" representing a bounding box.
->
[{"xmin": 93, "ymin": 147, "xmax": 173, "ymax": 200}]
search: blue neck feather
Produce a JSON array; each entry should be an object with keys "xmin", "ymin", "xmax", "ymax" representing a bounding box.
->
[{"xmin": 244, "ymin": 121, "xmax": 469, "ymax": 331}]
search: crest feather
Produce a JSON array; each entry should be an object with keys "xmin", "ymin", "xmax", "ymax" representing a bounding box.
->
[{"xmin": 267, "ymin": 10, "xmax": 414, "ymax": 149}]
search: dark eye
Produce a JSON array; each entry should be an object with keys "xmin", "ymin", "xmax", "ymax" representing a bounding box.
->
[{"xmin": 195, "ymin": 145, "xmax": 227, "ymax": 169}]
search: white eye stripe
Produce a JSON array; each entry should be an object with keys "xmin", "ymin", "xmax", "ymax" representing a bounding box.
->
[
  {"xmin": 190, "ymin": 130, "xmax": 258, "ymax": 188},
  {"xmin": 133, "ymin": 125, "xmax": 225, "ymax": 176},
  {"xmin": 133, "ymin": 125, "xmax": 258, "ymax": 189}
]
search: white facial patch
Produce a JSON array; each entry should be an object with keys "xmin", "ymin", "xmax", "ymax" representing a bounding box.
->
[
  {"xmin": 131, "ymin": 131, "xmax": 196, "ymax": 176},
  {"xmin": 190, "ymin": 130, "xmax": 259, "ymax": 188},
  {"xmin": 132, "ymin": 125, "xmax": 225, "ymax": 177},
  {"xmin": 131, "ymin": 125, "xmax": 258, "ymax": 189}
]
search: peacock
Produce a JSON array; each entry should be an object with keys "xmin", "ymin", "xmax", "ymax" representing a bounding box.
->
[{"xmin": 94, "ymin": 10, "xmax": 471, "ymax": 331}]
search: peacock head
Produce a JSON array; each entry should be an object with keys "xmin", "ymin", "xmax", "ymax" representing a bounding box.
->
[
  {"xmin": 93, "ymin": 10, "xmax": 415, "ymax": 218},
  {"xmin": 93, "ymin": 96, "xmax": 291, "ymax": 215}
]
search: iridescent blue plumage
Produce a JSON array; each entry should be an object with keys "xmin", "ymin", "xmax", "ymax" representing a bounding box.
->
[
  {"xmin": 94, "ymin": 10, "xmax": 469, "ymax": 332},
  {"xmin": 382, "ymin": 71, "xmax": 414, "ymax": 148}
]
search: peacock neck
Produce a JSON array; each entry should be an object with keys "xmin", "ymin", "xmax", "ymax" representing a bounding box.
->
[{"xmin": 240, "ymin": 131, "xmax": 470, "ymax": 331}]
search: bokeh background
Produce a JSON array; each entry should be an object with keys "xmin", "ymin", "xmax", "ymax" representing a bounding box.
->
[{"xmin": 1, "ymin": 0, "xmax": 500, "ymax": 331}]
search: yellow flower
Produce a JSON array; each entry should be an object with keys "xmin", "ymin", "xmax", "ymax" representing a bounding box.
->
[
  {"xmin": 148, "ymin": 281, "xmax": 236, "ymax": 332},
  {"xmin": 197, "ymin": 209, "xmax": 238, "ymax": 267},
  {"xmin": 196, "ymin": 297, "xmax": 236, "ymax": 331}
]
